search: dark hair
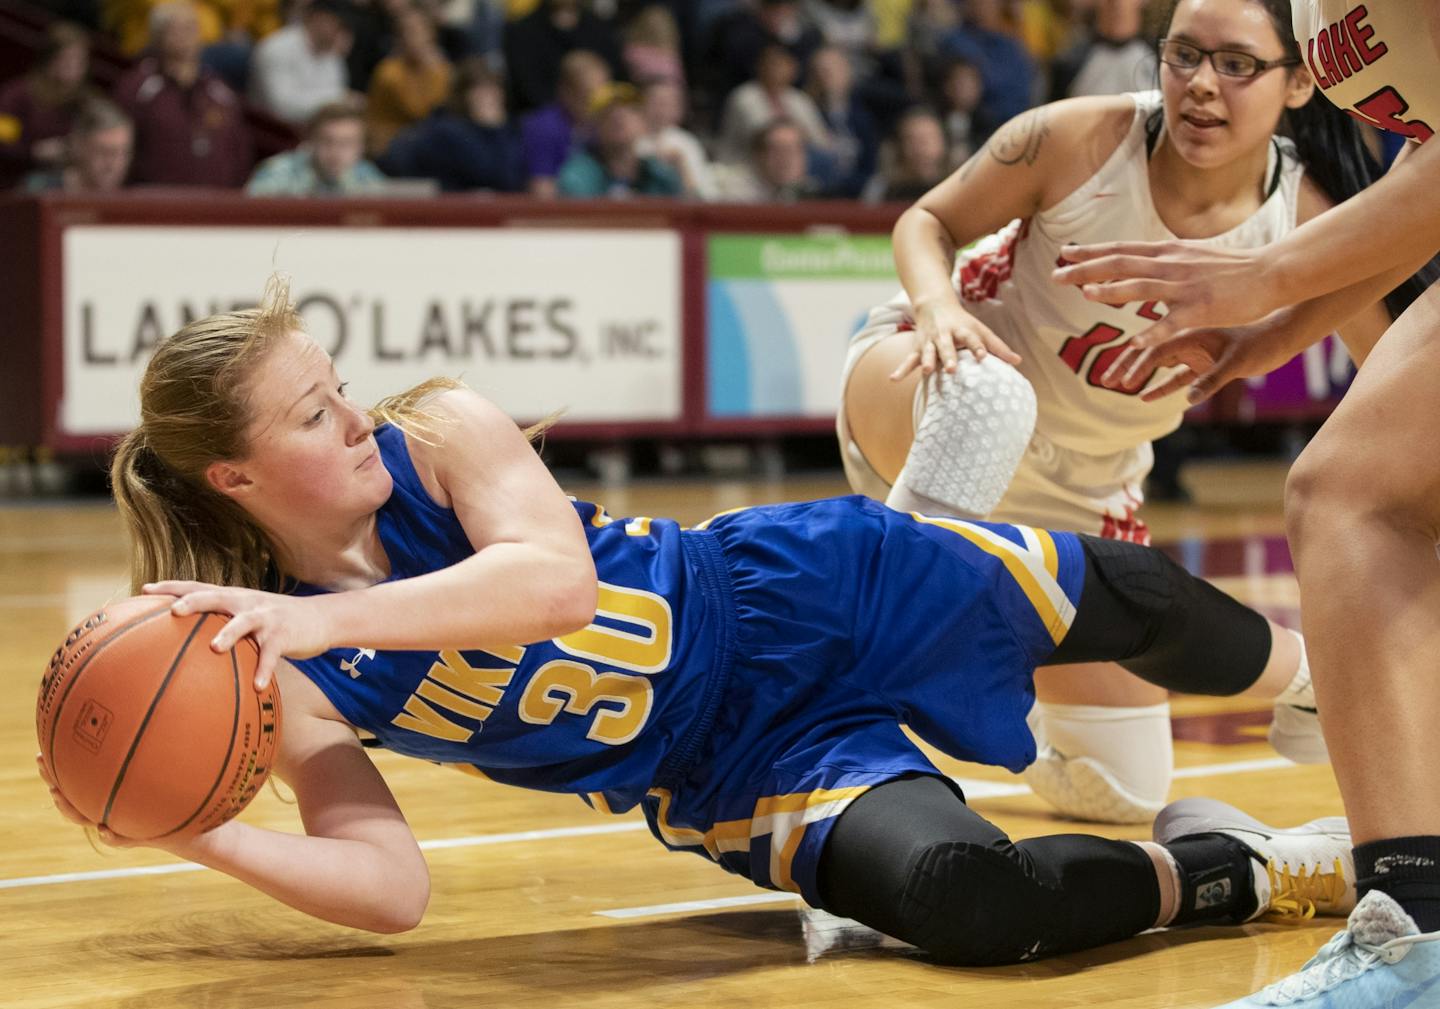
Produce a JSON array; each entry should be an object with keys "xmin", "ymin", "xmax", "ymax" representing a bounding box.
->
[
  {"xmin": 306, "ymin": 100, "xmax": 364, "ymax": 136},
  {"xmin": 752, "ymin": 116, "xmax": 802, "ymax": 154},
  {"xmin": 40, "ymin": 21, "xmax": 89, "ymax": 63},
  {"xmin": 447, "ymin": 57, "xmax": 503, "ymax": 116},
  {"xmin": 1153, "ymin": 0, "xmax": 1437, "ymax": 319}
]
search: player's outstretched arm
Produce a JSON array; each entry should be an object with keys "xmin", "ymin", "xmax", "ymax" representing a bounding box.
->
[
  {"xmin": 38, "ymin": 664, "xmax": 432, "ymax": 933},
  {"xmin": 1052, "ymin": 136, "xmax": 1440, "ymax": 344}
]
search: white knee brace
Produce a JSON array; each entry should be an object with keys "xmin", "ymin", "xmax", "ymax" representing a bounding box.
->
[{"xmin": 884, "ymin": 353, "xmax": 1036, "ymax": 519}]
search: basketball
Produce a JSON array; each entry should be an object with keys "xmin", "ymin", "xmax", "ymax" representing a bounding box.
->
[{"xmin": 35, "ymin": 595, "xmax": 282, "ymax": 842}]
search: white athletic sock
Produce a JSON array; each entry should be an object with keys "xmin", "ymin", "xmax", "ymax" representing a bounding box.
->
[{"xmin": 1275, "ymin": 629, "xmax": 1313, "ymax": 707}]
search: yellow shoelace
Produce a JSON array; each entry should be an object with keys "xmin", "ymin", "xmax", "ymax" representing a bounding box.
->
[{"xmin": 1265, "ymin": 857, "xmax": 1349, "ymax": 923}]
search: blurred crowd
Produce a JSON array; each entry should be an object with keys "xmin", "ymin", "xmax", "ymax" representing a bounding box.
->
[{"xmin": 0, "ymin": 0, "xmax": 1159, "ymax": 200}]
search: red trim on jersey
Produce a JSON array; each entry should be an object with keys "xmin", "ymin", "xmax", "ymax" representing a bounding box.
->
[
  {"xmin": 1098, "ymin": 496, "xmax": 1150, "ymax": 545},
  {"xmin": 958, "ymin": 218, "xmax": 1030, "ymax": 303}
]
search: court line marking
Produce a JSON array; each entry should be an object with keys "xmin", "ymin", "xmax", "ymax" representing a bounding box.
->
[
  {"xmin": 597, "ymin": 893, "xmax": 799, "ymax": 919},
  {"xmin": 0, "ymin": 756, "xmax": 1302, "ymax": 894},
  {"xmin": 0, "ymin": 821, "xmax": 648, "ymax": 891}
]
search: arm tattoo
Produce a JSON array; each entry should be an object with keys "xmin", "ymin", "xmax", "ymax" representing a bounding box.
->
[{"xmin": 986, "ymin": 107, "xmax": 1050, "ymax": 168}]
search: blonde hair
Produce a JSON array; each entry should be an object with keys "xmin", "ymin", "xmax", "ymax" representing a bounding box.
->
[{"xmin": 111, "ymin": 275, "xmax": 478, "ymax": 593}]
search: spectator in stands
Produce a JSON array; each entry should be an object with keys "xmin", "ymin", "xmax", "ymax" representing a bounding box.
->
[
  {"xmin": 636, "ymin": 78, "xmax": 714, "ymax": 200},
  {"xmin": 378, "ymin": 57, "xmax": 525, "ymax": 191},
  {"xmin": 622, "ymin": 4, "xmax": 684, "ymax": 88},
  {"xmin": 0, "ymin": 23, "xmax": 99, "ymax": 187},
  {"xmin": 806, "ymin": 44, "xmax": 877, "ymax": 198},
  {"xmin": 803, "ymin": 0, "xmax": 875, "ymax": 68},
  {"xmin": 105, "ymin": 0, "xmax": 228, "ymax": 55},
  {"xmin": 113, "ymin": 1, "xmax": 253, "ymax": 185},
  {"xmin": 22, "ymin": 99, "xmax": 134, "ymax": 192},
  {"xmin": 702, "ymin": 0, "xmax": 824, "ymax": 103},
  {"xmin": 862, "ymin": 105, "xmax": 946, "ymax": 202},
  {"xmin": 936, "ymin": 55, "xmax": 982, "ymax": 165},
  {"xmin": 718, "ymin": 43, "xmax": 830, "ymax": 164},
  {"xmin": 503, "ymin": 0, "xmax": 623, "ymax": 115},
  {"xmin": 246, "ymin": 100, "xmax": 385, "ymax": 193},
  {"xmin": 248, "ymin": 0, "xmax": 352, "ymax": 127},
  {"xmin": 519, "ymin": 47, "xmax": 609, "ymax": 197},
  {"xmin": 938, "ymin": 0, "xmax": 1037, "ymax": 138},
  {"xmin": 557, "ymin": 82, "xmax": 681, "ymax": 198},
  {"xmin": 903, "ymin": 0, "xmax": 961, "ymax": 99},
  {"xmin": 198, "ymin": 0, "xmax": 286, "ymax": 95},
  {"xmin": 715, "ymin": 117, "xmax": 823, "ymax": 202},
  {"xmin": 1050, "ymin": 0, "xmax": 1156, "ymax": 101},
  {"xmin": 365, "ymin": 4, "xmax": 452, "ymax": 155}
]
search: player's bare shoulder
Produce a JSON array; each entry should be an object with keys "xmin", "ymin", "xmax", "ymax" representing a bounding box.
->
[
  {"xmin": 1029, "ymin": 95, "xmax": 1138, "ymax": 209},
  {"xmin": 395, "ymin": 386, "xmax": 510, "ymax": 507}
]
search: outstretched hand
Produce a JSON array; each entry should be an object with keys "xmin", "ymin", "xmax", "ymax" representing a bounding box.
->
[
  {"xmin": 1053, "ymin": 240, "xmax": 1293, "ymax": 349},
  {"xmin": 142, "ymin": 581, "xmax": 331, "ymax": 690},
  {"xmin": 1095, "ymin": 308, "xmax": 1314, "ymax": 404}
]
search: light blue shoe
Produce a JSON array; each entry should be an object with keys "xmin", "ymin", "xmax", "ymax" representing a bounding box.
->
[{"xmin": 1208, "ymin": 890, "xmax": 1440, "ymax": 1007}]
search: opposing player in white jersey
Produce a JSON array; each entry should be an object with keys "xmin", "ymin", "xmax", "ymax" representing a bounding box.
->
[
  {"xmin": 837, "ymin": 0, "xmax": 1424, "ymax": 824},
  {"xmin": 1054, "ymin": 0, "xmax": 1440, "ymax": 1003}
]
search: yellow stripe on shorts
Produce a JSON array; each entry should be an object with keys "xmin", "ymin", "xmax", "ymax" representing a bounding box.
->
[{"xmin": 911, "ymin": 514, "xmax": 1076, "ymax": 644}]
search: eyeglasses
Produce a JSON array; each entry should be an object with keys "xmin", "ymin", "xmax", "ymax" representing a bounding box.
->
[{"xmin": 1157, "ymin": 38, "xmax": 1301, "ymax": 78}]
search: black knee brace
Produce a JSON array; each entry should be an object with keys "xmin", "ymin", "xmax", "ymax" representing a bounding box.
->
[
  {"xmin": 1043, "ymin": 535, "xmax": 1272, "ymax": 695},
  {"xmin": 894, "ymin": 837, "xmax": 1066, "ymax": 965},
  {"xmin": 818, "ymin": 776, "xmax": 1159, "ymax": 966}
]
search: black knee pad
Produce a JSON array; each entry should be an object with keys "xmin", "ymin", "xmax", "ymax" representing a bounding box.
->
[
  {"xmin": 1053, "ymin": 535, "xmax": 1271, "ymax": 695},
  {"xmin": 898, "ymin": 839, "xmax": 1063, "ymax": 966}
]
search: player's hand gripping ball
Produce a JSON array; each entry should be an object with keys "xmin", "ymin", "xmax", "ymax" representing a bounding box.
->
[{"xmin": 35, "ymin": 595, "xmax": 282, "ymax": 842}]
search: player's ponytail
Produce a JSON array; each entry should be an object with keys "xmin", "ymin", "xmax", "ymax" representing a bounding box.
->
[
  {"xmin": 111, "ymin": 425, "xmax": 279, "ymax": 594},
  {"xmin": 112, "ymin": 277, "xmax": 298, "ymax": 593}
]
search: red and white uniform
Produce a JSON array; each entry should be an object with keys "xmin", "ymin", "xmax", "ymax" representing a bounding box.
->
[
  {"xmin": 838, "ymin": 91, "xmax": 1305, "ymax": 542},
  {"xmin": 1293, "ymin": 0, "xmax": 1439, "ymax": 143}
]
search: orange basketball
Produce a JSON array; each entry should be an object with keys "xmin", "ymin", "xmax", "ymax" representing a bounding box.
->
[{"xmin": 36, "ymin": 595, "xmax": 282, "ymax": 841}]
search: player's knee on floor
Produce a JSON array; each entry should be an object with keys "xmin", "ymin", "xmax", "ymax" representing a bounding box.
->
[
  {"xmin": 884, "ymin": 353, "xmax": 1036, "ymax": 518},
  {"xmin": 897, "ymin": 839, "xmax": 1064, "ymax": 966}
]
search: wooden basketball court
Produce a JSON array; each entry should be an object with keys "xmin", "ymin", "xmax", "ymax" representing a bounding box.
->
[{"xmin": 1, "ymin": 460, "xmax": 1343, "ymax": 1009}]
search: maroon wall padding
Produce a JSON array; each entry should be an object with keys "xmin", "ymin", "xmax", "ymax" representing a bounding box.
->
[{"xmin": 0, "ymin": 195, "xmax": 42, "ymax": 446}]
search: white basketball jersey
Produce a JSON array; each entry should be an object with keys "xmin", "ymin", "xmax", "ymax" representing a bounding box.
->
[
  {"xmin": 1293, "ymin": 0, "xmax": 1439, "ymax": 142},
  {"xmin": 860, "ymin": 91, "xmax": 1305, "ymax": 456}
]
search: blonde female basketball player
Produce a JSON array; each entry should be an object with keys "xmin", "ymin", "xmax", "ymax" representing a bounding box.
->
[
  {"xmin": 37, "ymin": 281, "xmax": 1354, "ymax": 966},
  {"xmin": 1052, "ymin": 0, "xmax": 1440, "ymax": 1001},
  {"xmin": 839, "ymin": 0, "xmax": 1424, "ymax": 824}
]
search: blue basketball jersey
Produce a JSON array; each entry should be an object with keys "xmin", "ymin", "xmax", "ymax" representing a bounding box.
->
[
  {"xmin": 290, "ymin": 424, "xmax": 1087, "ymax": 905},
  {"xmin": 290, "ymin": 423, "xmax": 730, "ymax": 814}
]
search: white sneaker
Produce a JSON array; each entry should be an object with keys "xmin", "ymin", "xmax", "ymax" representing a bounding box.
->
[
  {"xmin": 1206, "ymin": 890, "xmax": 1440, "ymax": 1007},
  {"xmin": 1155, "ymin": 797, "xmax": 1355, "ymax": 921},
  {"xmin": 1022, "ymin": 743, "xmax": 1164, "ymax": 824},
  {"xmin": 1270, "ymin": 632, "xmax": 1330, "ymax": 765}
]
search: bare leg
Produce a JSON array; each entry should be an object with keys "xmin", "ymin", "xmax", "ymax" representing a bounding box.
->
[{"xmin": 1285, "ymin": 284, "xmax": 1440, "ymax": 843}]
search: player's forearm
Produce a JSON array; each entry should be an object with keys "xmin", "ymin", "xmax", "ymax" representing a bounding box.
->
[
  {"xmin": 1268, "ymin": 138, "xmax": 1440, "ymax": 305},
  {"xmin": 1267, "ymin": 253, "xmax": 1432, "ymax": 362},
  {"xmin": 312, "ymin": 544, "xmax": 598, "ymax": 653},
  {"xmin": 893, "ymin": 206, "xmax": 962, "ymax": 312},
  {"xmin": 168, "ymin": 820, "xmax": 430, "ymax": 933}
]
